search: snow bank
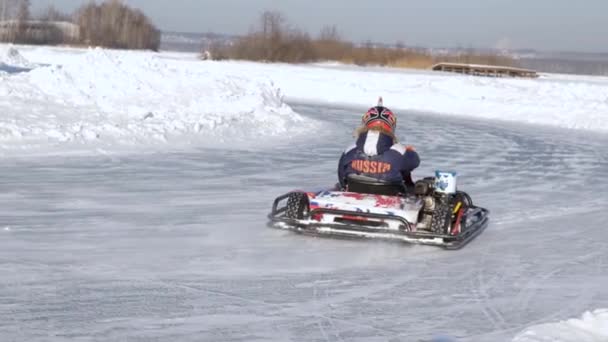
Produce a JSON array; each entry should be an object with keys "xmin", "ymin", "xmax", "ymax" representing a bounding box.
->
[
  {"xmin": 0, "ymin": 45, "xmax": 34, "ymax": 68},
  {"xmin": 513, "ymin": 309, "xmax": 608, "ymax": 342},
  {"xmin": 204, "ymin": 61, "xmax": 608, "ymax": 133},
  {"xmin": 2, "ymin": 44, "xmax": 607, "ymax": 156},
  {"xmin": 0, "ymin": 45, "xmax": 36, "ymax": 74},
  {"xmin": 0, "ymin": 45, "xmax": 311, "ymax": 156}
]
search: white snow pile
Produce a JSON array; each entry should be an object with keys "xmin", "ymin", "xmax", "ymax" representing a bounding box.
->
[
  {"xmin": 0, "ymin": 45, "xmax": 35, "ymax": 70},
  {"xmin": 512, "ymin": 309, "xmax": 608, "ymax": 342},
  {"xmin": 0, "ymin": 45, "xmax": 311, "ymax": 156}
]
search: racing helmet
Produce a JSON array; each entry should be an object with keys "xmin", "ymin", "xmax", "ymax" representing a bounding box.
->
[{"xmin": 361, "ymin": 97, "xmax": 396, "ymax": 133}]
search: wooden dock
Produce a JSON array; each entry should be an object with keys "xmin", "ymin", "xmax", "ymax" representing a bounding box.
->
[{"xmin": 431, "ymin": 62, "xmax": 538, "ymax": 78}]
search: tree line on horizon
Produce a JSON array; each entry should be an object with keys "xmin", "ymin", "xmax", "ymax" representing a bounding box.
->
[
  {"xmin": 208, "ymin": 10, "xmax": 518, "ymax": 69},
  {"xmin": 0, "ymin": 1, "xmax": 516, "ymax": 69},
  {"xmin": 0, "ymin": 0, "xmax": 160, "ymax": 51}
]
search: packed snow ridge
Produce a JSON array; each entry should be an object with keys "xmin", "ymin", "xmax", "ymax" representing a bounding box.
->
[
  {"xmin": 512, "ymin": 309, "xmax": 608, "ymax": 342},
  {"xmin": 0, "ymin": 45, "xmax": 310, "ymax": 156},
  {"xmin": 1, "ymin": 44, "xmax": 608, "ymax": 156}
]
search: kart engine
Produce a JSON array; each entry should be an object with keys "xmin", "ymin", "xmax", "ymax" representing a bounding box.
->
[
  {"xmin": 415, "ymin": 177, "xmax": 437, "ymax": 229},
  {"xmin": 414, "ymin": 176, "xmax": 457, "ymax": 233}
]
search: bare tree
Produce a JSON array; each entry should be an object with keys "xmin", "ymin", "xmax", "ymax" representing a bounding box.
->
[
  {"xmin": 15, "ymin": 0, "xmax": 29, "ymax": 39},
  {"xmin": 16, "ymin": 0, "xmax": 27, "ymax": 20},
  {"xmin": 1, "ymin": 0, "xmax": 18, "ymax": 21},
  {"xmin": 260, "ymin": 10, "xmax": 283, "ymax": 40},
  {"xmin": 0, "ymin": 0, "xmax": 28, "ymax": 42},
  {"xmin": 39, "ymin": 4, "xmax": 71, "ymax": 22},
  {"xmin": 259, "ymin": 10, "xmax": 285, "ymax": 61},
  {"xmin": 318, "ymin": 25, "xmax": 340, "ymax": 41},
  {"xmin": 314, "ymin": 25, "xmax": 350, "ymax": 61},
  {"xmin": 76, "ymin": 0, "xmax": 160, "ymax": 50}
]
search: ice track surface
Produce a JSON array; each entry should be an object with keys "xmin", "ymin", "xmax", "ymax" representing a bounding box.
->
[{"xmin": 1, "ymin": 104, "xmax": 608, "ymax": 341}]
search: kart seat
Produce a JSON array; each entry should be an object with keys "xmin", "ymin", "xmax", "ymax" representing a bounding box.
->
[{"xmin": 345, "ymin": 174, "xmax": 405, "ymax": 196}]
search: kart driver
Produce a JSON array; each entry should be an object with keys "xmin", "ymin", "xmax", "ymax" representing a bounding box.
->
[{"xmin": 338, "ymin": 97, "xmax": 420, "ymax": 190}]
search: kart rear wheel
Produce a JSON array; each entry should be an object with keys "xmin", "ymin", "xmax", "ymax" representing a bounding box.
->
[
  {"xmin": 430, "ymin": 199, "xmax": 452, "ymax": 234},
  {"xmin": 285, "ymin": 192, "xmax": 309, "ymax": 219},
  {"xmin": 430, "ymin": 193, "xmax": 469, "ymax": 234}
]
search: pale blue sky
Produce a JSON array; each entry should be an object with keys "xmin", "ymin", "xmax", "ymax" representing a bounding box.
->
[{"xmin": 32, "ymin": 0, "xmax": 608, "ymax": 52}]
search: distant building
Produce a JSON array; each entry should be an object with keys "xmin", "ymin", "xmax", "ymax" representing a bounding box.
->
[
  {"xmin": 0, "ymin": 20, "xmax": 79, "ymax": 44},
  {"xmin": 432, "ymin": 62, "xmax": 538, "ymax": 78}
]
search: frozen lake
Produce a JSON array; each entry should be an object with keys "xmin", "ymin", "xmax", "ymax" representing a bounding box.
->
[{"xmin": 2, "ymin": 103, "xmax": 608, "ymax": 341}]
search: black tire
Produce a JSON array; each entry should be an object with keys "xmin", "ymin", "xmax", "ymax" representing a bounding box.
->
[
  {"xmin": 430, "ymin": 199, "xmax": 452, "ymax": 234},
  {"xmin": 430, "ymin": 192, "xmax": 471, "ymax": 235},
  {"xmin": 285, "ymin": 192, "xmax": 309, "ymax": 219}
]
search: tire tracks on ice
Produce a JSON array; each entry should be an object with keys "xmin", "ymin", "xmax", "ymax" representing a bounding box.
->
[
  {"xmin": 156, "ymin": 274, "xmax": 415, "ymax": 338},
  {"xmin": 469, "ymin": 252, "xmax": 507, "ymax": 331}
]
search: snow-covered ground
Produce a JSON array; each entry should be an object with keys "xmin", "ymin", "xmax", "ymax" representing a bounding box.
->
[
  {"xmin": 235, "ymin": 60, "xmax": 608, "ymax": 132},
  {"xmin": 513, "ymin": 309, "xmax": 608, "ymax": 342},
  {"xmin": 2, "ymin": 44, "xmax": 608, "ymax": 156},
  {"xmin": 1, "ymin": 44, "xmax": 608, "ymax": 341}
]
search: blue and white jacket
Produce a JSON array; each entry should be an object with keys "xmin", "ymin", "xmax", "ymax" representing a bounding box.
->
[{"xmin": 338, "ymin": 130, "xmax": 420, "ymax": 187}]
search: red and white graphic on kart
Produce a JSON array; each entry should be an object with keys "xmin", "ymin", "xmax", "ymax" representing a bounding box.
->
[{"xmin": 309, "ymin": 191, "xmax": 423, "ymax": 231}]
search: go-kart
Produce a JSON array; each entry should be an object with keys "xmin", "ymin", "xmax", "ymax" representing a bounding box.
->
[{"xmin": 268, "ymin": 171, "xmax": 489, "ymax": 250}]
